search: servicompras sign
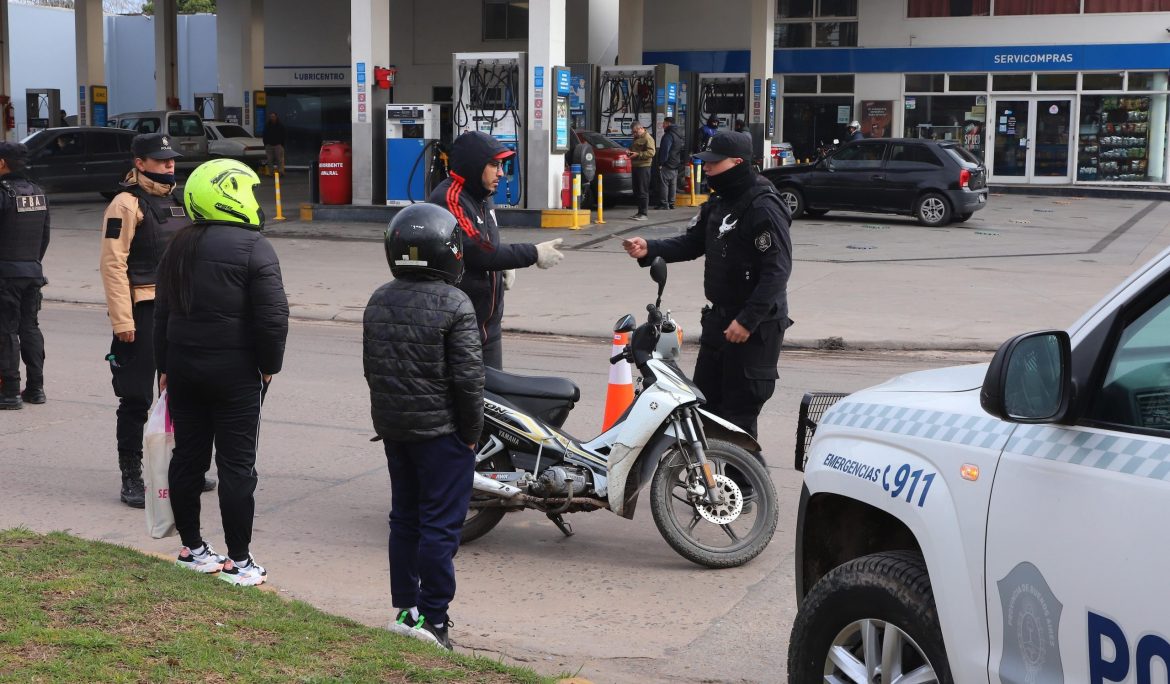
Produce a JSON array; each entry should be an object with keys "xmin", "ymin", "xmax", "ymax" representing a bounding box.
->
[
  {"xmin": 644, "ymin": 43, "xmax": 1170, "ymax": 74},
  {"xmin": 264, "ymin": 65, "xmax": 351, "ymax": 87}
]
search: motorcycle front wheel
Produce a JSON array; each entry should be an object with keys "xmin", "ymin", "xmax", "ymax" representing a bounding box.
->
[{"xmin": 649, "ymin": 439, "xmax": 778, "ymax": 568}]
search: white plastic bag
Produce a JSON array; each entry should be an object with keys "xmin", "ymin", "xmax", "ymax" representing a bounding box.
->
[{"xmin": 143, "ymin": 389, "xmax": 177, "ymax": 539}]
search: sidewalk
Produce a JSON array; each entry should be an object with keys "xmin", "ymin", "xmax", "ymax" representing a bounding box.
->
[{"xmin": 41, "ymin": 192, "xmax": 1170, "ymax": 350}]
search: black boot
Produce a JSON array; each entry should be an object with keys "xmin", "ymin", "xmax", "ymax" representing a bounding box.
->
[
  {"xmin": 1, "ymin": 379, "xmax": 21, "ymax": 410},
  {"xmin": 21, "ymin": 386, "xmax": 46, "ymax": 404},
  {"xmin": 202, "ymin": 476, "xmax": 217, "ymax": 492},
  {"xmin": 118, "ymin": 451, "xmax": 146, "ymax": 508}
]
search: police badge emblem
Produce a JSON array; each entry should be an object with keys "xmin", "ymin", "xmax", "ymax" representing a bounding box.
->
[
  {"xmin": 755, "ymin": 232, "xmax": 772, "ymax": 252},
  {"xmin": 997, "ymin": 561, "xmax": 1064, "ymax": 683}
]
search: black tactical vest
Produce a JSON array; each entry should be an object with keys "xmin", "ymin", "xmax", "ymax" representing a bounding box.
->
[
  {"xmin": 700, "ymin": 181, "xmax": 780, "ymax": 309},
  {"xmin": 0, "ymin": 176, "xmax": 49, "ymax": 280},
  {"xmin": 125, "ymin": 186, "xmax": 190, "ymax": 286}
]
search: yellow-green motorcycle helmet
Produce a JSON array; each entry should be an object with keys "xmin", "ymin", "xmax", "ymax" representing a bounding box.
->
[{"xmin": 184, "ymin": 158, "xmax": 264, "ymax": 229}]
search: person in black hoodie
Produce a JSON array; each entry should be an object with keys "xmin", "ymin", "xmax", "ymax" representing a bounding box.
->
[
  {"xmin": 365, "ymin": 203, "xmax": 484, "ymax": 651},
  {"xmin": 427, "ymin": 131, "xmax": 564, "ymax": 369},
  {"xmin": 0, "ymin": 142, "xmax": 50, "ymax": 410},
  {"xmin": 155, "ymin": 159, "xmax": 289, "ymax": 587},
  {"xmin": 622, "ymin": 132, "xmax": 792, "ymax": 439}
]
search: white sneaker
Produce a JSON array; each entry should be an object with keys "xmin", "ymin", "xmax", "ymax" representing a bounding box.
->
[
  {"xmin": 218, "ymin": 555, "xmax": 267, "ymax": 586},
  {"xmin": 175, "ymin": 543, "xmax": 226, "ymax": 574}
]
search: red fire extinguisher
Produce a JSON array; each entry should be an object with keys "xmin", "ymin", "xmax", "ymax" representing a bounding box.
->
[
  {"xmin": 561, "ymin": 167, "xmax": 572, "ymax": 209},
  {"xmin": 0, "ymin": 95, "xmax": 13, "ymax": 133},
  {"xmin": 682, "ymin": 164, "xmax": 693, "ymax": 194}
]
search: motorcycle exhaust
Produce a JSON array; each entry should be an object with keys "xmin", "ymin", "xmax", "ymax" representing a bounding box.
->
[{"xmin": 472, "ymin": 472, "xmax": 524, "ymax": 499}]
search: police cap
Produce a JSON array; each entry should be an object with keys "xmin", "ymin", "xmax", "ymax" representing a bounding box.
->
[
  {"xmin": 0, "ymin": 141, "xmax": 29, "ymax": 163},
  {"xmin": 694, "ymin": 132, "xmax": 753, "ymax": 163},
  {"xmin": 131, "ymin": 132, "xmax": 183, "ymax": 160}
]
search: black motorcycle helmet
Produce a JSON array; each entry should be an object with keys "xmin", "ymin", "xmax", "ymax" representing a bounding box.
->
[{"xmin": 384, "ymin": 203, "xmax": 465, "ymax": 284}]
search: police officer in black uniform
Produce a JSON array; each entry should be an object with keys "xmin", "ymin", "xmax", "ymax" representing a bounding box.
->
[
  {"xmin": 623, "ymin": 132, "xmax": 792, "ymax": 438},
  {"xmin": 0, "ymin": 142, "xmax": 50, "ymax": 410},
  {"xmin": 100, "ymin": 133, "xmax": 214, "ymax": 507}
]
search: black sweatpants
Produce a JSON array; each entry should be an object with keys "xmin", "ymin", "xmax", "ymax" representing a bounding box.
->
[
  {"xmin": 0, "ymin": 278, "xmax": 44, "ymax": 394},
  {"xmin": 481, "ymin": 337, "xmax": 503, "ymax": 371},
  {"xmin": 692, "ymin": 313, "xmax": 784, "ymax": 439},
  {"xmin": 167, "ymin": 345, "xmax": 266, "ymax": 562},
  {"xmin": 385, "ymin": 433, "xmax": 475, "ymax": 625},
  {"xmin": 632, "ymin": 166, "xmax": 651, "ymax": 215},
  {"xmin": 110, "ymin": 301, "xmax": 156, "ymax": 455}
]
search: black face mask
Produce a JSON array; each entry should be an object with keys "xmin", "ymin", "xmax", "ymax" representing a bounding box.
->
[
  {"xmin": 142, "ymin": 170, "xmax": 176, "ymax": 186},
  {"xmin": 706, "ymin": 161, "xmax": 751, "ymax": 195}
]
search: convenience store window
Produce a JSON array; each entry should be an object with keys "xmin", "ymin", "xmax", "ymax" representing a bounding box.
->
[
  {"xmin": 903, "ymin": 95, "xmax": 986, "ymax": 159},
  {"xmin": 1077, "ymin": 94, "xmax": 1168, "ymax": 183}
]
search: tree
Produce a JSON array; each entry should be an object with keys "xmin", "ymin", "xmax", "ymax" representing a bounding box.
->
[{"xmin": 142, "ymin": 0, "xmax": 216, "ymax": 14}]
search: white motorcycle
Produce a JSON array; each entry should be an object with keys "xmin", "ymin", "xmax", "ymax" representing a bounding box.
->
[{"xmin": 465, "ymin": 258, "xmax": 778, "ymax": 568}]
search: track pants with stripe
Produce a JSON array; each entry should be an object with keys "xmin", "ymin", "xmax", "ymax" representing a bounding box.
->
[{"xmin": 167, "ymin": 345, "xmax": 266, "ymax": 562}]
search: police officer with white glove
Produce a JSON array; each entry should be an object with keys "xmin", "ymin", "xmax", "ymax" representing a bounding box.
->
[{"xmin": 429, "ymin": 131, "xmax": 564, "ymax": 369}]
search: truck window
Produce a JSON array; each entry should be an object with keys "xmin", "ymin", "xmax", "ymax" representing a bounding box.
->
[
  {"xmin": 168, "ymin": 114, "xmax": 203, "ymax": 137},
  {"xmin": 1087, "ymin": 289, "xmax": 1170, "ymax": 431}
]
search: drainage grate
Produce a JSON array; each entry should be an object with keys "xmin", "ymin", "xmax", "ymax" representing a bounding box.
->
[
  {"xmin": 846, "ymin": 244, "xmax": 877, "ymax": 250},
  {"xmin": 974, "ymin": 230, "xmax": 1000, "ymax": 236},
  {"xmin": 1009, "ymin": 219, "xmax": 1031, "ymax": 224}
]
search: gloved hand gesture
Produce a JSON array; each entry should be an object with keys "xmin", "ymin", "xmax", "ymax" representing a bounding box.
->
[
  {"xmin": 502, "ymin": 269, "xmax": 516, "ymax": 290},
  {"xmin": 535, "ymin": 238, "xmax": 565, "ymax": 269}
]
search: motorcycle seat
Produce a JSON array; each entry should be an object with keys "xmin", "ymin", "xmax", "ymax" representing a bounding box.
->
[{"xmin": 485, "ymin": 367, "xmax": 581, "ymax": 403}]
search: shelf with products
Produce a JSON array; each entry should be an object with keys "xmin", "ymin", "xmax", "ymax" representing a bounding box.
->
[{"xmin": 1077, "ymin": 95, "xmax": 1153, "ymax": 182}]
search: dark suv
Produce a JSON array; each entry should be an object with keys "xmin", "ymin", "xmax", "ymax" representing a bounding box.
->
[
  {"xmin": 21, "ymin": 127, "xmax": 138, "ymax": 197},
  {"xmin": 762, "ymin": 138, "xmax": 988, "ymax": 226}
]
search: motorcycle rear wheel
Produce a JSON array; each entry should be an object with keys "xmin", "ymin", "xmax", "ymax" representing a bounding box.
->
[
  {"xmin": 650, "ymin": 439, "xmax": 778, "ymax": 568},
  {"xmin": 460, "ymin": 453, "xmax": 510, "ymax": 544}
]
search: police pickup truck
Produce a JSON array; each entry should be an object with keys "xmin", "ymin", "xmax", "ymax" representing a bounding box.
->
[{"xmin": 788, "ymin": 247, "xmax": 1170, "ymax": 683}]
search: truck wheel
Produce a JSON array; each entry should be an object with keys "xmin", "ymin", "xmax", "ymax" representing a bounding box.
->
[
  {"xmin": 777, "ymin": 187, "xmax": 805, "ymax": 219},
  {"xmin": 788, "ymin": 551, "xmax": 953, "ymax": 684},
  {"xmin": 915, "ymin": 193, "xmax": 952, "ymax": 227},
  {"xmin": 650, "ymin": 439, "xmax": 778, "ymax": 568},
  {"xmin": 460, "ymin": 451, "xmax": 511, "ymax": 544}
]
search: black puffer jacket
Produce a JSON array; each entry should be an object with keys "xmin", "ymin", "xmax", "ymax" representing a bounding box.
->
[
  {"xmin": 363, "ymin": 277, "xmax": 484, "ymax": 444},
  {"xmin": 153, "ymin": 224, "xmax": 289, "ymax": 375},
  {"xmin": 428, "ymin": 132, "xmax": 537, "ymax": 346}
]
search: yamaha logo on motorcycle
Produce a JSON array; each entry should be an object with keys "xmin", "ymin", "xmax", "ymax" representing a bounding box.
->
[{"xmin": 463, "ymin": 258, "xmax": 779, "ymax": 569}]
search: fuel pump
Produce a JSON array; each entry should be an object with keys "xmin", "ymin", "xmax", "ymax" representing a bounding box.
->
[
  {"xmin": 24, "ymin": 89, "xmax": 62, "ymax": 134},
  {"xmin": 697, "ymin": 74, "xmax": 748, "ymax": 133},
  {"xmin": 194, "ymin": 92, "xmax": 225, "ymax": 122},
  {"xmin": 385, "ymin": 103, "xmax": 441, "ymax": 206},
  {"xmin": 598, "ymin": 64, "xmax": 679, "ymax": 148},
  {"xmin": 452, "ymin": 52, "xmax": 526, "ymax": 208}
]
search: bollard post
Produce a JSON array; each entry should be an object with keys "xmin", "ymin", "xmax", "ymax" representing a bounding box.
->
[
  {"xmin": 596, "ymin": 173, "xmax": 605, "ymax": 224},
  {"xmin": 570, "ymin": 163, "xmax": 582, "ymax": 230},
  {"xmin": 272, "ymin": 172, "xmax": 287, "ymax": 222},
  {"xmin": 690, "ymin": 160, "xmax": 698, "ymax": 205}
]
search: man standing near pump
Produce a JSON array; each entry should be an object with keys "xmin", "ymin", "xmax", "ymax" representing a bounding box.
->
[
  {"xmin": 622, "ymin": 132, "xmax": 792, "ymax": 439},
  {"xmin": 428, "ymin": 131, "xmax": 565, "ymax": 370}
]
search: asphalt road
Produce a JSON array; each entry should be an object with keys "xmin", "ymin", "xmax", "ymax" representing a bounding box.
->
[{"xmin": 0, "ymin": 303, "xmax": 989, "ymax": 683}]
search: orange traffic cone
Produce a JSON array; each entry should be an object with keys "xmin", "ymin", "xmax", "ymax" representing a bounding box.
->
[{"xmin": 603, "ymin": 331, "xmax": 635, "ymax": 431}]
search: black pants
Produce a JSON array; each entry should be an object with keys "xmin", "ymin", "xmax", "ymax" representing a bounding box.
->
[
  {"xmin": 692, "ymin": 313, "xmax": 784, "ymax": 439},
  {"xmin": 167, "ymin": 345, "xmax": 266, "ymax": 562},
  {"xmin": 632, "ymin": 166, "xmax": 651, "ymax": 215},
  {"xmin": 385, "ymin": 433, "xmax": 475, "ymax": 625},
  {"xmin": 110, "ymin": 301, "xmax": 157, "ymax": 455},
  {"xmin": 0, "ymin": 278, "xmax": 44, "ymax": 395},
  {"xmin": 481, "ymin": 337, "xmax": 503, "ymax": 371}
]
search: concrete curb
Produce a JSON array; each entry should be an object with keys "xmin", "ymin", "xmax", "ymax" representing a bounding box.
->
[{"xmin": 43, "ymin": 296, "xmax": 998, "ymax": 352}]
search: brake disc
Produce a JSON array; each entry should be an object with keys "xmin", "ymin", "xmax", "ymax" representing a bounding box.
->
[{"xmin": 694, "ymin": 473, "xmax": 743, "ymax": 524}]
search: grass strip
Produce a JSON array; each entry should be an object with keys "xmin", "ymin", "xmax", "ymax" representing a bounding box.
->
[{"xmin": 0, "ymin": 528, "xmax": 556, "ymax": 683}]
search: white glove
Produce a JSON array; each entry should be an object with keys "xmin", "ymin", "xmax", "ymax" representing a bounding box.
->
[
  {"xmin": 535, "ymin": 238, "xmax": 565, "ymax": 269},
  {"xmin": 502, "ymin": 269, "xmax": 516, "ymax": 290}
]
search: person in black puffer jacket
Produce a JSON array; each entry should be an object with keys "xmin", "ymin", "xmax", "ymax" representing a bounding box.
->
[
  {"xmin": 364, "ymin": 203, "xmax": 483, "ymax": 651},
  {"xmin": 428, "ymin": 131, "xmax": 564, "ymax": 369},
  {"xmin": 154, "ymin": 159, "xmax": 289, "ymax": 588}
]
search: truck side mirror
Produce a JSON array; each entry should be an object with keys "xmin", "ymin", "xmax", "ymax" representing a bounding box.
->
[{"xmin": 981, "ymin": 330, "xmax": 1073, "ymax": 423}]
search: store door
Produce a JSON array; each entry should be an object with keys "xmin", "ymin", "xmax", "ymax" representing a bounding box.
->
[
  {"xmin": 988, "ymin": 98, "xmax": 1073, "ymax": 184},
  {"xmin": 781, "ymin": 97, "xmax": 854, "ymax": 162}
]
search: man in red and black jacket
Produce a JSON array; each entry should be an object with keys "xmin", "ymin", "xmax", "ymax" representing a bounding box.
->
[{"xmin": 428, "ymin": 131, "xmax": 564, "ymax": 369}]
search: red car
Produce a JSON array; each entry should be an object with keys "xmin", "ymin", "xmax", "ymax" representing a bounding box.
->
[{"xmin": 572, "ymin": 129, "xmax": 633, "ymax": 202}]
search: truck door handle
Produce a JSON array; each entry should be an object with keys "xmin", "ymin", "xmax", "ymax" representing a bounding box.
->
[{"xmin": 871, "ymin": 174, "xmax": 884, "ymax": 180}]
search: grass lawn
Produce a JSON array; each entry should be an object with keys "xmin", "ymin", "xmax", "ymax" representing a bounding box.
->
[{"xmin": 0, "ymin": 529, "xmax": 557, "ymax": 683}]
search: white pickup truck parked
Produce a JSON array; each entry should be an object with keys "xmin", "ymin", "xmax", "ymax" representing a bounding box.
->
[{"xmin": 788, "ymin": 247, "xmax": 1170, "ymax": 683}]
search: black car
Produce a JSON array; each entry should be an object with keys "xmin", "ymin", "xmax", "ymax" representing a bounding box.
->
[
  {"xmin": 20, "ymin": 127, "xmax": 138, "ymax": 197},
  {"xmin": 762, "ymin": 138, "xmax": 988, "ymax": 227}
]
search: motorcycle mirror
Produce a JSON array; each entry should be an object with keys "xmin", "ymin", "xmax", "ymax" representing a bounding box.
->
[
  {"xmin": 650, "ymin": 257, "xmax": 668, "ymax": 306},
  {"xmin": 613, "ymin": 314, "xmax": 637, "ymax": 333}
]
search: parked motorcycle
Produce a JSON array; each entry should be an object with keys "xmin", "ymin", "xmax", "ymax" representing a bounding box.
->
[{"xmin": 464, "ymin": 258, "xmax": 778, "ymax": 568}]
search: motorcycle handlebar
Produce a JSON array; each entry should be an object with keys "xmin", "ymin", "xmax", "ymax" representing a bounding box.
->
[{"xmin": 610, "ymin": 350, "xmax": 627, "ymax": 365}]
